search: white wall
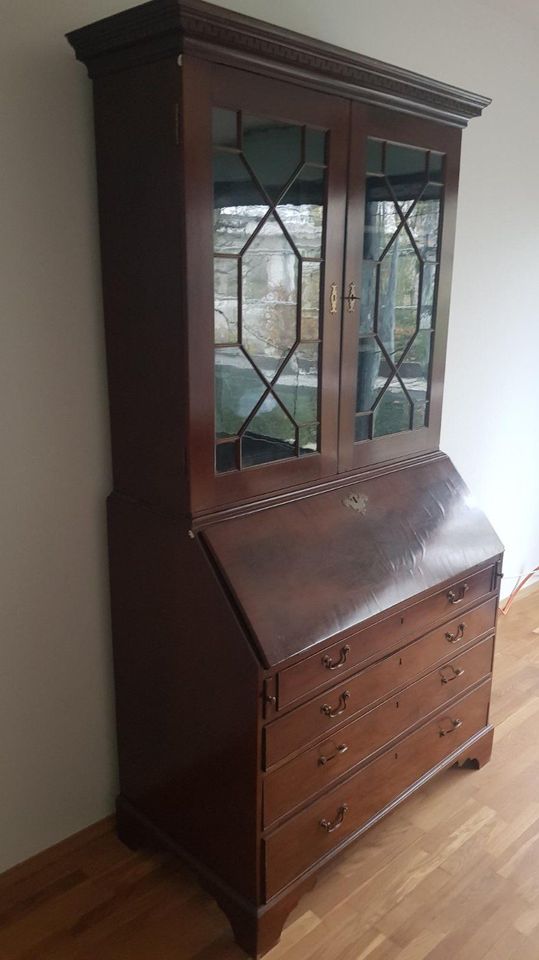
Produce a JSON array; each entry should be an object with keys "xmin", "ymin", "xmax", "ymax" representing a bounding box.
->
[{"xmin": 1, "ymin": 0, "xmax": 538, "ymax": 873}]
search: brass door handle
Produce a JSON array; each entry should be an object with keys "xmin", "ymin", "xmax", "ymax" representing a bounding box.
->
[
  {"xmin": 322, "ymin": 644, "xmax": 350, "ymax": 671},
  {"xmin": 345, "ymin": 281, "xmax": 360, "ymax": 312},
  {"xmin": 318, "ymin": 743, "xmax": 348, "ymax": 766},
  {"xmin": 447, "ymin": 583, "xmax": 469, "ymax": 604},
  {"xmin": 320, "ymin": 804, "xmax": 349, "ymax": 833},
  {"xmin": 330, "ymin": 282, "xmax": 338, "ymax": 314},
  {"xmin": 439, "ymin": 718, "xmax": 463, "ymax": 737},
  {"xmin": 445, "ymin": 623, "xmax": 466, "ymax": 643},
  {"xmin": 440, "ymin": 665, "xmax": 465, "ymax": 684},
  {"xmin": 321, "ymin": 691, "xmax": 350, "ymax": 718}
]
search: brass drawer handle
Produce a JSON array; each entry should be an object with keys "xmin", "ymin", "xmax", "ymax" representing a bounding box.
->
[
  {"xmin": 330, "ymin": 282, "xmax": 338, "ymax": 314},
  {"xmin": 440, "ymin": 665, "xmax": 465, "ymax": 684},
  {"xmin": 439, "ymin": 718, "xmax": 463, "ymax": 737},
  {"xmin": 322, "ymin": 644, "xmax": 350, "ymax": 671},
  {"xmin": 321, "ymin": 690, "xmax": 350, "ymax": 718},
  {"xmin": 447, "ymin": 583, "xmax": 469, "ymax": 604},
  {"xmin": 318, "ymin": 743, "xmax": 348, "ymax": 766},
  {"xmin": 445, "ymin": 623, "xmax": 466, "ymax": 643},
  {"xmin": 320, "ymin": 803, "xmax": 349, "ymax": 833}
]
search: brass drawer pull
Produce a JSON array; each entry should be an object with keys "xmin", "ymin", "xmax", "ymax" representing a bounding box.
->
[
  {"xmin": 318, "ymin": 743, "xmax": 348, "ymax": 766},
  {"xmin": 321, "ymin": 690, "xmax": 350, "ymax": 718},
  {"xmin": 320, "ymin": 803, "xmax": 349, "ymax": 833},
  {"xmin": 440, "ymin": 665, "xmax": 465, "ymax": 684},
  {"xmin": 322, "ymin": 644, "xmax": 350, "ymax": 671},
  {"xmin": 330, "ymin": 282, "xmax": 338, "ymax": 314},
  {"xmin": 439, "ymin": 718, "xmax": 463, "ymax": 737},
  {"xmin": 445, "ymin": 623, "xmax": 466, "ymax": 643},
  {"xmin": 447, "ymin": 583, "xmax": 469, "ymax": 604},
  {"xmin": 345, "ymin": 281, "xmax": 359, "ymax": 312}
]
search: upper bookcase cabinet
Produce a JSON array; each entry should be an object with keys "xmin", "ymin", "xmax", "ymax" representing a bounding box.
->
[{"xmin": 67, "ymin": 0, "xmax": 490, "ymax": 518}]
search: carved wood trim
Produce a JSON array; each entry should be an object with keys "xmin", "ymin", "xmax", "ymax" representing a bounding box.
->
[{"xmin": 66, "ymin": 0, "xmax": 491, "ymax": 125}]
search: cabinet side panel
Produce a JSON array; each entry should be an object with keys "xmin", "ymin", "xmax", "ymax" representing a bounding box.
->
[
  {"xmin": 107, "ymin": 495, "xmax": 261, "ymax": 901},
  {"xmin": 93, "ymin": 59, "xmax": 186, "ymax": 513}
]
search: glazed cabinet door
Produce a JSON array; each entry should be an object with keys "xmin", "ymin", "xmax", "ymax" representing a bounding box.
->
[
  {"xmin": 338, "ymin": 105, "xmax": 462, "ymax": 472},
  {"xmin": 182, "ymin": 59, "xmax": 349, "ymax": 514}
]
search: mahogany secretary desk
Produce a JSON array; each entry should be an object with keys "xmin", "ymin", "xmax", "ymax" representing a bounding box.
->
[{"xmin": 67, "ymin": 2, "xmax": 503, "ymax": 955}]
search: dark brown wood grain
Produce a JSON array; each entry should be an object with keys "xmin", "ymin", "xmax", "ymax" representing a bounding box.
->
[{"xmin": 66, "ymin": 3, "xmax": 499, "ymax": 955}]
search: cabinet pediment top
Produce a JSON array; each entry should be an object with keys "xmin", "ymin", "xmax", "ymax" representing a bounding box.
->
[{"xmin": 66, "ymin": 0, "xmax": 491, "ymax": 126}]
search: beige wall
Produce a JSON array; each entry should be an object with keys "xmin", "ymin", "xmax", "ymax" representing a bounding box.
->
[{"xmin": 1, "ymin": 0, "xmax": 538, "ymax": 872}]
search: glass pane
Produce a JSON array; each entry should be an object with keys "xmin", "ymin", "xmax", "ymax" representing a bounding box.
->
[
  {"xmin": 215, "ymin": 347, "xmax": 265, "ymax": 438},
  {"xmin": 242, "ymin": 395, "xmax": 297, "ymax": 467},
  {"xmin": 215, "ymin": 440, "xmax": 237, "ymax": 473},
  {"xmin": 299, "ymin": 423, "xmax": 318, "ymax": 453},
  {"xmin": 373, "ymin": 378, "xmax": 412, "ymax": 437},
  {"xmin": 213, "ymin": 153, "xmax": 269, "ymax": 253},
  {"xmin": 355, "ymin": 414, "xmax": 371, "ymax": 441},
  {"xmin": 274, "ymin": 343, "xmax": 319, "ymax": 426},
  {"xmin": 385, "ymin": 143, "xmax": 427, "ymax": 206},
  {"xmin": 378, "ymin": 231, "xmax": 420, "ymax": 364},
  {"xmin": 402, "ymin": 329, "xmax": 433, "ymax": 422},
  {"xmin": 243, "ymin": 115, "xmax": 301, "ymax": 200},
  {"xmin": 363, "ymin": 178, "xmax": 401, "ymax": 261},
  {"xmin": 213, "ymin": 109, "xmax": 238, "ymax": 149},
  {"xmin": 420, "ymin": 262, "xmax": 437, "ymax": 329},
  {"xmin": 406, "ymin": 185, "xmax": 442, "ymax": 261},
  {"xmin": 429, "ymin": 151, "xmax": 444, "ymax": 181},
  {"xmin": 301, "ymin": 262, "xmax": 321, "ymax": 339},
  {"xmin": 214, "ymin": 257, "xmax": 238, "ymax": 343},
  {"xmin": 366, "ymin": 139, "xmax": 383, "ymax": 174},
  {"xmin": 276, "ymin": 165, "xmax": 326, "ymax": 257},
  {"xmin": 356, "ymin": 336, "xmax": 385, "ymax": 412},
  {"xmin": 359, "ymin": 261, "xmax": 377, "ymax": 334},
  {"xmin": 305, "ymin": 128, "xmax": 326, "ymax": 165},
  {"xmin": 242, "ymin": 217, "xmax": 298, "ymax": 379}
]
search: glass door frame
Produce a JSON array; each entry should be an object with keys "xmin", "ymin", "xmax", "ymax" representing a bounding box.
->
[
  {"xmin": 182, "ymin": 56, "xmax": 349, "ymax": 514},
  {"xmin": 338, "ymin": 103, "xmax": 462, "ymax": 473}
]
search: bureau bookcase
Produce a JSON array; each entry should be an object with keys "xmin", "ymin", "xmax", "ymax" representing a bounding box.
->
[{"xmin": 68, "ymin": 2, "xmax": 503, "ymax": 956}]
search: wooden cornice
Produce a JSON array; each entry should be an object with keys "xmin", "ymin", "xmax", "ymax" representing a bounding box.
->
[{"xmin": 66, "ymin": 0, "xmax": 491, "ymax": 126}]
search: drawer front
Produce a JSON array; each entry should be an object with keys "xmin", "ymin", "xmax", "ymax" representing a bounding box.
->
[
  {"xmin": 264, "ymin": 680, "xmax": 491, "ymax": 899},
  {"xmin": 278, "ymin": 565, "xmax": 495, "ymax": 709},
  {"xmin": 266, "ymin": 598, "xmax": 496, "ymax": 767},
  {"xmin": 264, "ymin": 637, "xmax": 493, "ymax": 825}
]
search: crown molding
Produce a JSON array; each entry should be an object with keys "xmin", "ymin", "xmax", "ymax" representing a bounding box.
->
[{"xmin": 66, "ymin": 0, "xmax": 491, "ymax": 126}]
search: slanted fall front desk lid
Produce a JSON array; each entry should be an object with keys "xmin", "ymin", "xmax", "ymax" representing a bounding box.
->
[{"xmin": 201, "ymin": 455, "xmax": 503, "ymax": 669}]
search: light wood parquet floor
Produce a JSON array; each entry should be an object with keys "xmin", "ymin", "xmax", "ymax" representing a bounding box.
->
[{"xmin": 2, "ymin": 588, "xmax": 539, "ymax": 960}]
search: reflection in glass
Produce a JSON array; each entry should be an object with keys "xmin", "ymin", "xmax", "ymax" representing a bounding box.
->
[
  {"xmin": 299, "ymin": 423, "xmax": 318, "ymax": 453},
  {"xmin": 406, "ymin": 186, "xmax": 441, "ymax": 261},
  {"xmin": 276, "ymin": 165, "xmax": 326, "ymax": 257},
  {"xmin": 378, "ymin": 231, "xmax": 420, "ymax": 363},
  {"xmin": 242, "ymin": 217, "xmax": 298, "ymax": 379},
  {"xmin": 355, "ymin": 138, "xmax": 444, "ymax": 441},
  {"xmin": 243, "ymin": 115, "xmax": 301, "ymax": 200},
  {"xmin": 305, "ymin": 128, "xmax": 326, "ymax": 165},
  {"xmin": 215, "ymin": 440, "xmax": 237, "ymax": 473},
  {"xmin": 301, "ymin": 262, "xmax": 321, "ymax": 339},
  {"xmin": 213, "ymin": 153, "xmax": 268, "ymax": 253},
  {"xmin": 212, "ymin": 109, "xmax": 238, "ymax": 149},
  {"xmin": 373, "ymin": 378, "xmax": 411, "ymax": 437},
  {"xmin": 214, "ymin": 257, "xmax": 238, "ymax": 343},
  {"xmin": 215, "ymin": 347, "xmax": 265, "ymax": 438},
  {"xmin": 242, "ymin": 395, "xmax": 296, "ymax": 467},
  {"xmin": 357, "ymin": 337, "xmax": 384, "ymax": 412},
  {"xmin": 275, "ymin": 343, "xmax": 319, "ymax": 425}
]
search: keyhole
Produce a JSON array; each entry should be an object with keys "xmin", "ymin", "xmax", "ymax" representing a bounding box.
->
[
  {"xmin": 399, "ymin": 657, "xmax": 403, "ymax": 666},
  {"xmin": 396, "ymin": 700, "xmax": 399, "ymax": 709}
]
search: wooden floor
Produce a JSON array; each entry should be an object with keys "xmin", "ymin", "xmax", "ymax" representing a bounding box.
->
[{"xmin": 2, "ymin": 589, "xmax": 539, "ymax": 960}]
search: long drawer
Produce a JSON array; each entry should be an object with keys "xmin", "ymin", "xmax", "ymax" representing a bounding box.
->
[
  {"xmin": 277, "ymin": 565, "xmax": 496, "ymax": 709},
  {"xmin": 264, "ymin": 680, "xmax": 491, "ymax": 899},
  {"xmin": 265, "ymin": 599, "xmax": 497, "ymax": 767},
  {"xmin": 264, "ymin": 636, "xmax": 493, "ymax": 826}
]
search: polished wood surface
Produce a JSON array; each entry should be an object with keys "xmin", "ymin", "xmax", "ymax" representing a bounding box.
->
[
  {"xmin": 2, "ymin": 590, "xmax": 537, "ymax": 959},
  {"xmin": 202, "ymin": 457, "xmax": 502, "ymax": 666}
]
